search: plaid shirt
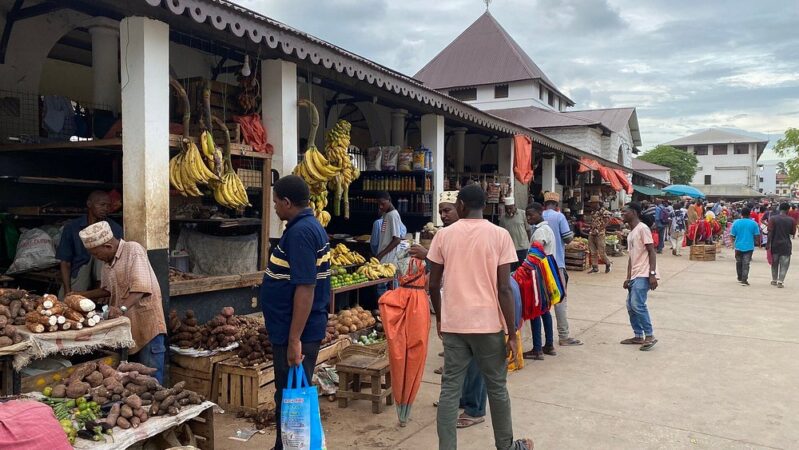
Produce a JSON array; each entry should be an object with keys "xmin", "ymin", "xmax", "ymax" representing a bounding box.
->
[
  {"xmin": 589, "ymin": 207, "xmax": 610, "ymax": 236},
  {"xmin": 101, "ymin": 240, "xmax": 166, "ymax": 353}
]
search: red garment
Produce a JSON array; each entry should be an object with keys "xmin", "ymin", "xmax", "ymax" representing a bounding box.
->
[
  {"xmin": 234, "ymin": 114, "xmax": 274, "ymax": 154},
  {"xmin": 651, "ymin": 228, "xmax": 660, "ymax": 247},
  {"xmin": 613, "ymin": 169, "xmax": 634, "ymax": 195},
  {"xmin": 751, "ymin": 212, "xmax": 761, "ymax": 225},
  {"xmin": 598, "ymin": 166, "xmax": 623, "ymax": 191},
  {"xmin": 513, "ymin": 135, "xmax": 533, "ymax": 184},
  {"xmin": 0, "ymin": 400, "xmax": 72, "ymax": 449},
  {"xmin": 788, "ymin": 210, "xmax": 799, "ymax": 225}
]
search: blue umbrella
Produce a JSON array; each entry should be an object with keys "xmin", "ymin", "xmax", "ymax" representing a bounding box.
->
[{"xmin": 662, "ymin": 184, "xmax": 705, "ymax": 198}]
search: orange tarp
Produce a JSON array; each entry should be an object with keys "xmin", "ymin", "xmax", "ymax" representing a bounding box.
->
[
  {"xmin": 614, "ymin": 169, "xmax": 634, "ymax": 194},
  {"xmin": 577, "ymin": 157, "xmax": 602, "ymax": 173},
  {"xmin": 513, "ymin": 135, "xmax": 533, "ymax": 184},
  {"xmin": 378, "ymin": 258, "xmax": 430, "ymax": 425}
]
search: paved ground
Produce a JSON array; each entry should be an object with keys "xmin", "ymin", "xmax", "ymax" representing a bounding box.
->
[{"xmin": 214, "ymin": 241, "xmax": 798, "ymax": 449}]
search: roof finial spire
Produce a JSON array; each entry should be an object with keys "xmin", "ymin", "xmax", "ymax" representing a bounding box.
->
[{"xmin": 484, "ymin": 0, "xmax": 492, "ymax": 10}]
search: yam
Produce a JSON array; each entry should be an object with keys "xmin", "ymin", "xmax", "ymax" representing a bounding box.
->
[
  {"xmin": 2, "ymin": 324, "xmax": 16, "ymax": 337},
  {"xmin": 106, "ymin": 403, "xmax": 120, "ymax": 427},
  {"xmin": 349, "ymin": 324, "xmax": 357, "ymax": 332},
  {"xmin": 0, "ymin": 305, "xmax": 10, "ymax": 318},
  {"xmin": 12, "ymin": 334, "xmax": 22, "ymax": 344},
  {"xmin": 67, "ymin": 362, "xmax": 97, "ymax": 384},
  {"xmin": 167, "ymin": 406, "xmax": 179, "ymax": 416},
  {"xmin": 63, "ymin": 309, "xmax": 84, "ymax": 323},
  {"xmin": 176, "ymin": 340, "xmax": 193, "ymax": 348},
  {"xmin": 85, "ymin": 371, "xmax": 104, "ymax": 387},
  {"xmin": 116, "ymin": 417, "xmax": 131, "ymax": 429},
  {"xmin": 107, "ymin": 306, "xmax": 124, "ymax": 319},
  {"xmin": 118, "ymin": 362, "xmax": 157, "ymax": 376},
  {"xmin": 125, "ymin": 383, "xmax": 149, "ymax": 395},
  {"xmin": 21, "ymin": 298, "xmax": 37, "ymax": 313},
  {"xmin": 137, "ymin": 410, "xmax": 149, "ymax": 422},
  {"xmin": 52, "ymin": 384, "xmax": 67, "ymax": 398},
  {"xmin": 120, "ymin": 404, "xmax": 134, "ymax": 419},
  {"xmin": 172, "ymin": 332, "xmax": 193, "ymax": 341},
  {"xmin": 66, "ymin": 380, "xmax": 90, "ymax": 398},
  {"xmin": 183, "ymin": 318, "xmax": 197, "ymax": 327},
  {"xmin": 141, "ymin": 392, "xmax": 153, "ymax": 401},
  {"xmin": 125, "ymin": 394, "xmax": 143, "ymax": 410},
  {"xmin": 0, "ymin": 336, "xmax": 13, "ymax": 347},
  {"xmin": 97, "ymin": 361, "xmax": 116, "ymax": 378},
  {"xmin": 221, "ymin": 306, "xmax": 234, "ymax": 317},
  {"xmin": 211, "ymin": 325, "xmax": 237, "ymax": 336},
  {"xmin": 64, "ymin": 295, "xmax": 95, "ymax": 313},
  {"xmin": 130, "ymin": 416, "xmax": 141, "ymax": 428},
  {"xmin": 9, "ymin": 300, "xmax": 21, "ymax": 318},
  {"xmin": 207, "ymin": 315, "xmax": 226, "ymax": 328},
  {"xmin": 0, "ymin": 316, "xmax": 7, "ymax": 328}
]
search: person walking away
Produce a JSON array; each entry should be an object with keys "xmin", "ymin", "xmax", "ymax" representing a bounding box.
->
[
  {"xmin": 642, "ymin": 200, "xmax": 656, "ymax": 224},
  {"xmin": 259, "ymin": 175, "xmax": 331, "ymax": 450},
  {"xmin": 654, "ymin": 199, "xmax": 670, "ymax": 254},
  {"xmin": 56, "ymin": 191, "xmax": 123, "ymax": 297},
  {"xmin": 788, "ymin": 205, "xmax": 799, "ymax": 238},
  {"xmin": 523, "ymin": 203, "xmax": 556, "ymax": 360},
  {"xmin": 72, "ymin": 222, "xmax": 167, "ymax": 382},
  {"xmin": 730, "ymin": 207, "xmax": 760, "ymax": 287},
  {"xmin": 375, "ymin": 191, "xmax": 405, "ymax": 296},
  {"xmin": 428, "ymin": 184, "xmax": 533, "ymax": 450},
  {"xmin": 670, "ymin": 202, "xmax": 687, "ymax": 256},
  {"xmin": 586, "ymin": 196, "xmax": 612, "ymax": 273},
  {"xmin": 499, "ymin": 197, "xmax": 532, "ymax": 269},
  {"xmin": 767, "ymin": 203, "xmax": 796, "ymax": 288},
  {"xmin": 542, "ymin": 192, "xmax": 583, "ymax": 347},
  {"xmin": 620, "ymin": 202, "xmax": 659, "ymax": 351}
]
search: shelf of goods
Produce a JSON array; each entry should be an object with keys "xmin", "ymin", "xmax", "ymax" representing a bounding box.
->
[
  {"xmin": 350, "ymin": 170, "xmax": 434, "ymax": 217},
  {"xmin": 169, "ymin": 271, "xmax": 265, "ymax": 297}
]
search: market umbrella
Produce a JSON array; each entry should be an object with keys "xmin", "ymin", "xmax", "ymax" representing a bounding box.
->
[
  {"xmin": 663, "ymin": 184, "xmax": 706, "ymax": 198},
  {"xmin": 378, "ymin": 258, "xmax": 430, "ymax": 426}
]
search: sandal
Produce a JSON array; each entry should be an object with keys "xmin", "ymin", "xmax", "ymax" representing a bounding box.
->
[
  {"xmin": 620, "ymin": 337, "xmax": 644, "ymax": 345},
  {"xmin": 512, "ymin": 438, "xmax": 535, "ymax": 450},
  {"xmin": 559, "ymin": 337, "xmax": 583, "ymax": 346},
  {"xmin": 522, "ymin": 350, "xmax": 544, "ymax": 360},
  {"xmin": 434, "ymin": 366, "xmax": 443, "ymax": 375},
  {"xmin": 456, "ymin": 414, "xmax": 485, "ymax": 428},
  {"xmin": 542, "ymin": 345, "xmax": 557, "ymax": 356}
]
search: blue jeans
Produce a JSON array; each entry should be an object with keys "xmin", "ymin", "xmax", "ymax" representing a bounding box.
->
[
  {"xmin": 135, "ymin": 334, "xmax": 166, "ymax": 385},
  {"xmin": 626, "ymin": 278, "xmax": 654, "ymax": 337},
  {"xmin": 656, "ymin": 226, "xmax": 666, "ymax": 251},
  {"xmin": 458, "ymin": 359, "xmax": 487, "ymax": 418},
  {"xmin": 531, "ymin": 311, "xmax": 554, "ymax": 351}
]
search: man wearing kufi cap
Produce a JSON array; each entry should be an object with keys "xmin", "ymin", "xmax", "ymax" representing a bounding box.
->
[
  {"xmin": 499, "ymin": 196, "xmax": 531, "ymax": 268},
  {"xmin": 73, "ymin": 221, "xmax": 167, "ymax": 383}
]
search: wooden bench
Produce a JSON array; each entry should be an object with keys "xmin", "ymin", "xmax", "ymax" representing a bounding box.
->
[{"xmin": 336, "ymin": 354, "xmax": 392, "ymax": 414}]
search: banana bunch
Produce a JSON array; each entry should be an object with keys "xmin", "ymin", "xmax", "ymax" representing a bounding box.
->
[
  {"xmin": 330, "ymin": 243, "xmax": 366, "ymax": 266},
  {"xmin": 293, "ymin": 147, "xmax": 341, "ymax": 184},
  {"xmin": 310, "ymin": 192, "xmax": 331, "ymax": 227},
  {"xmin": 356, "ymin": 257, "xmax": 397, "ymax": 280},
  {"xmin": 211, "ymin": 170, "xmax": 251, "ymax": 209},
  {"xmin": 200, "ymin": 130, "xmax": 224, "ymax": 179},
  {"xmin": 169, "ymin": 140, "xmax": 220, "ymax": 196},
  {"xmin": 325, "ymin": 120, "xmax": 361, "ymax": 218}
]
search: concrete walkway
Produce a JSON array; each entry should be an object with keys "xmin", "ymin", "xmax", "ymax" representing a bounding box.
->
[{"xmin": 215, "ymin": 241, "xmax": 798, "ymax": 449}]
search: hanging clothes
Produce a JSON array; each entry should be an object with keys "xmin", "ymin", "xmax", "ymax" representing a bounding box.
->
[{"xmin": 513, "ymin": 134, "xmax": 533, "ymax": 184}]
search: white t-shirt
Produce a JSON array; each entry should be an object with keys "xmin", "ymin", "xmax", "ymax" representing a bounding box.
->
[{"xmin": 530, "ymin": 221, "xmax": 557, "ymax": 258}]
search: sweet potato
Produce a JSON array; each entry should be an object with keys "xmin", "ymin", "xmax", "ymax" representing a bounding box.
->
[
  {"xmin": 221, "ymin": 307, "xmax": 234, "ymax": 317},
  {"xmin": 2, "ymin": 324, "xmax": 15, "ymax": 337},
  {"xmin": 130, "ymin": 416, "xmax": 141, "ymax": 428},
  {"xmin": 125, "ymin": 383, "xmax": 149, "ymax": 395},
  {"xmin": 116, "ymin": 417, "xmax": 131, "ymax": 429},
  {"xmin": 120, "ymin": 404, "xmax": 133, "ymax": 419},
  {"xmin": 0, "ymin": 336, "xmax": 13, "ymax": 347},
  {"xmin": 51, "ymin": 384, "xmax": 67, "ymax": 398},
  {"xmin": 106, "ymin": 403, "xmax": 120, "ymax": 427},
  {"xmin": 64, "ymin": 295, "xmax": 95, "ymax": 313},
  {"xmin": 8, "ymin": 300, "xmax": 21, "ymax": 318},
  {"xmin": 85, "ymin": 371, "xmax": 104, "ymax": 387},
  {"xmin": 97, "ymin": 362, "xmax": 116, "ymax": 378},
  {"xmin": 118, "ymin": 362, "xmax": 157, "ymax": 376},
  {"xmin": 66, "ymin": 380, "xmax": 90, "ymax": 398},
  {"xmin": 67, "ymin": 362, "xmax": 97, "ymax": 384},
  {"xmin": 125, "ymin": 394, "xmax": 143, "ymax": 410}
]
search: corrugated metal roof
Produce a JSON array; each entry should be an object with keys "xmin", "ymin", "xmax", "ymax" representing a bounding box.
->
[
  {"xmin": 488, "ymin": 106, "xmax": 600, "ymax": 129},
  {"xmin": 631, "ymin": 159, "xmax": 670, "ymax": 171},
  {"xmin": 565, "ymin": 108, "xmax": 641, "ymax": 146},
  {"xmin": 413, "ymin": 12, "xmax": 573, "ymax": 105},
  {"xmin": 664, "ymin": 129, "xmax": 768, "ymax": 146}
]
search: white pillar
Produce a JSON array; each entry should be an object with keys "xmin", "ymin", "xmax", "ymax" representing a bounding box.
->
[
  {"xmin": 262, "ymin": 59, "xmax": 298, "ymax": 237},
  {"xmin": 453, "ymin": 127, "xmax": 468, "ymax": 173},
  {"xmin": 88, "ymin": 17, "xmax": 120, "ymax": 113},
  {"xmin": 422, "ymin": 114, "xmax": 445, "ymax": 226},
  {"xmin": 391, "ymin": 109, "xmax": 407, "ymax": 146},
  {"xmin": 120, "ymin": 16, "xmax": 169, "ymax": 251},
  {"xmin": 542, "ymin": 154, "xmax": 556, "ymax": 193}
]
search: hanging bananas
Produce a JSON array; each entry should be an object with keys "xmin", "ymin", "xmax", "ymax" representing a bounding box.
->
[
  {"xmin": 200, "ymin": 130, "xmax": 224, "ymax": 179},
  {"xmin": 324, "ymin": 120, "xmax": 360, "ymax": 218},
  {"xmin": 169, "ymin": 140, "xmax": 220, "ymax": 197}
]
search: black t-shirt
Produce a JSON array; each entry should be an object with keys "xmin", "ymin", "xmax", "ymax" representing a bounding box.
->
[{"xmin": 769, "ymin": 214, "xmax": 796, "ymax": 256}]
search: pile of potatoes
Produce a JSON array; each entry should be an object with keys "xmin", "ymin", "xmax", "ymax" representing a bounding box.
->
[
  {"xmin": 334, "ymin": 307, "xmax": 376, "ymax": 335},
  {"xmin": 322, "ymin": 314, "xmax": 340, "ymax": 345}
]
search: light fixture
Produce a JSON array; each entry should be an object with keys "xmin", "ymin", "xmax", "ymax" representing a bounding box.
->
[{"xmin": 241, "ymin": 54, "xmax": 251, "ymax": 77}]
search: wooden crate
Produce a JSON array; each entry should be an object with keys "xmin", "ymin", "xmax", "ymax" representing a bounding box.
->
[
  {"xmin": 19, "ymin": 351, "xmax": 119, "ymax": 394},
  {"xmin": 690, "ymin": 244, "xmax": 716, "ymax": 261},
  {"xmin": 565, "ymin": 250, "xmax": 589, "ymax": 271},
  {"xmin": 169, "ymin": 350, "xmax": 236, "ymax": 401},
  {"xmin": 185, "ymin": 405, "xmax": 215, "ymax": 450}
]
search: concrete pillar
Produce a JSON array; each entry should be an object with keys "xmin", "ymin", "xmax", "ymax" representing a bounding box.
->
[
  {"xmin": 88, "ymin": 17, "xmax": 120, "ymax": 113},
  {"xmin": 542, "ymin": 153, "xmax": 556, "ymax": 193},
  {"xmin": 120, "ymin": 17, "xmax": 170, "ymax": 304},
  {"xmin": 422, "ymin": 114, "xmax": 445, "ymax": 226},
  {"xmin": 453, "ymin": 127, "xmax": 468, "ymax": 173},
  {"xmin": 391, "ymin": 109, "xmax": 407, "ymax": 147},
  {"xmin": 262, "ymin": 59, "xmax": 298, "ymax": 237}
]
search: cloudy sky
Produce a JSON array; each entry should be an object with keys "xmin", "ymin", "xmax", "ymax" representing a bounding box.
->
[{"xmin": 237, "ymin": 0, "xmax": 798, "ymax": 160}]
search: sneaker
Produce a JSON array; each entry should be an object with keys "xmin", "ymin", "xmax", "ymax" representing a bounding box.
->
[
  {"xmin": 640, "ymin": 336, "xmax": 658, "ymax": 351},
  {"xmin": 740, "ymin": 280, "xmax": 750, "ymax": 286},
  {"xmin": 587, "ymin": 267, "xmax": 599, "ymax": 274},
  {"xmin": 771, "ymin": 281, "xmax": 778, "ymax": 286},
  {"xmin": 605, "ymin": 263, "xmax": 613, "ymax": 274},
  {"xmin": 620, "ymin": 337, "xmax": 645, "ymax": 345},
  {"xmin": 559, "ymin": 337, "xmax": 584, "ymax": 346},
  {"xmin": 778, "ymin": 282, "xmax": 784, "ymax": 288},
  {"xmin": 542, "ymin": 345, "xmax": 557, "ymax": 356}
]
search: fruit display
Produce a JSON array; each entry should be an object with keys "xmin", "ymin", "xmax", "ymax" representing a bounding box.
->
[
  {"xmin": 200, "ymin": 129, "xmax": 224, "ymax": 180},
  {"xmin": 325, "ymin": 119, "xmax": 361, "ymax": 218},
  {"xmin": 356, "ymin": 258, "xmax": 397, "ymax": 280},
  {"xmin": 321, "ymin": 313, "xmax": 340, "ymax": 345},
  {"xmin": 565, "ymin": 237, "xmax": 588, "ymax": 251},
  {"xmin": 330, "ymin": 267, "xmax": 369, "ymax": 289},
  {"xmin": 293, "ymin": 99, "xmax": 337, "ymax": 226},
  {"xmin": 168, "ymin": 136, "xmax": 220, "ymax": 197},
  {"xmin": 23, "ymin": 294, "xmax": 107, "ymax": 333},
  {"xmin": 356, "ymin": 330, "xmax": 383, "ymax": 346},
  {"xmin": 42, "ymin": 396, "xmax": 105, "ymax": 443},
  {"xmin": 334, "ymin": 306, "xmax": 376, "ymax": 335},
  {"xmin": 208, "ymin": 115, "xmax": 251, "ymax": 209},
  {"xmin": 330, "ymin": 243, "xmax": 366, "ymax": 266}
]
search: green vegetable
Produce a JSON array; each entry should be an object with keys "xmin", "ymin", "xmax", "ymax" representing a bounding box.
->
[{"xmin": 43, "ymin": 386, "xmax": 53, "ymax": 397}]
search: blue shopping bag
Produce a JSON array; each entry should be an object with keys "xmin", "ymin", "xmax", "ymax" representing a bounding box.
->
[{"xmin": 281, "ymin": 365, "xmax": 327, "ymax": 450}]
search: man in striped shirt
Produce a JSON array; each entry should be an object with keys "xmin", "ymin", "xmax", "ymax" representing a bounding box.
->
[{"xmin": 261, "ymin": 175, "xmax": 331, "ymax": 450}]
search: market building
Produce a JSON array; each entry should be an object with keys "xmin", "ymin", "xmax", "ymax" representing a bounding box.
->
[{"xmin": 631, "ymin": 159, "xmax": 671, "ymax": 184}]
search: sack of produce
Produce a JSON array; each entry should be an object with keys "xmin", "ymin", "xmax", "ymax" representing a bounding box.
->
[
  {"xmin": 412, "ymin": 150, "xmax": 426, "ymax": 171},
  {"xmin": 398, "ymin": 147, "xmax": 414, "ymax": 172},
  {"xmin": 6, "ymin": 228, "xmax": 58, "ymax": 274},
  {"xmin": 381, "ymin": 146, "xmax": 400, "ymax": 171},
  {"xmin": 281, "ymin": 366, "xmax": 327, "ymax": 449},
  {"xmin": 366, "ymin": 147, "xmax": 382, "ymax": 171}
]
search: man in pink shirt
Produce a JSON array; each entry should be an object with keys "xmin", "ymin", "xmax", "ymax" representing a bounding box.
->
[
  {"xmin": 428, "ymin": 185, "xmax": 533, "ymax": 450},
  {"xmin": 621, "ymin": 202, "xmax": 659, "ymax": 351}
]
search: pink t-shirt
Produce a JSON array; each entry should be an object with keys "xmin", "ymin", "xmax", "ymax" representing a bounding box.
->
[
  {"xmin": 628, "ymin": 222, "xmax": 657, "ymax": 279},
  {"xmin": 427, "ymin": 219, "xmax": 518, "ymax": 334}
]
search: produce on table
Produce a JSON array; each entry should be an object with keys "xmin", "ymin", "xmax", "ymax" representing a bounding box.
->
[
  {"xmin": 235, "ymin": 316, "xmax": 273, "ymax": 366},
  {"xmin": 168, "ymin": 309, "xmax": 203, "ymax": 349},
  {"xmin": 324, "ymin": 119, "xmax": 360, "ymax": 218},
  {"xmin": 202, "ymin": 306, "xmax": 241, "ymax": 350},
  {"xmin": 321, "ymin": 314, "xmax": 340, "ymax": 345},
  {"xmin": 335, "ymin": 306, "xmax": 376, "ymax": 335},
  {"xmin": 356, "ymin": 330, "xmax": 383, "ymax": 346},
  {"xmin": 565, "ymin": 237, "xmax": 588, "ymax": 251},
  {"xmin": 330, "ymin": 267, "xmax": 369, "ymax": 289},
  {"xmin": 356, "ymin": 258, "xmax": 397, "ymax": 280},
  {"xmin": 0, "ymin": 289, "xmax": 51, "ymax": 335},
  {"xmin": 329, "ymin": 243, "xmax": 366, "ymax": 266},
  {"xmin": 15, "ymin": 292, "xmax": 102, "ymax": 334}
]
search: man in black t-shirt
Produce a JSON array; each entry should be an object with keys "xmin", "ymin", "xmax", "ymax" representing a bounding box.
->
[{"xmin": 767, "ymin": 203, "xmax": 796, "ymax": 288}]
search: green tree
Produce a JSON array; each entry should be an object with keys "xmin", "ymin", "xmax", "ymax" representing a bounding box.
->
[
  {"xmin": 776, "ymin": 162, "xmax": 787, "ymax": 175},
  {"xmin": 637, "ymin": 145, "xmax": 698, "ymax": 185},
  {"xmin": 774, "ymin": 128, "xmax": 799, "ymax": 183}
]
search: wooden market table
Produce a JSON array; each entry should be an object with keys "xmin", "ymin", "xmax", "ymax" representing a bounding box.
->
[{"xmin": 330, "ymin": 277, "xmax": 393, "ymax": 313}]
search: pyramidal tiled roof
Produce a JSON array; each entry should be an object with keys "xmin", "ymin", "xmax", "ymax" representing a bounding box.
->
[{"xmin": 414, "ymin": 11, "xmax": 574, "ymax": 105}]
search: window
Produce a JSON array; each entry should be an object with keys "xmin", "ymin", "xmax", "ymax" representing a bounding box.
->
[
  {"xmin": 759, "ymin": 177, "xmax": 764, "ymax": 183},
  {"xmin": 734, "ymin": 144, "xmax": 749, "ymax": 154},
  {"xmin": 694, "ymin": 145, "xmax": 708, "ymax": 155},
  {"xmin": 448, "ymin": 88, "xmax": 477, "ymax": 101},
  {"xmin": 704, "ymin": 175, "xmax": 712, "ymax": 185},
  {"xmin": 539, "ymin": 84, "xmax": 545, "ymax": 100},
  {"xmin": 713, "ymin": 144, "xmax": 727, "ymax": 155},
  {"xmin": 494, "ymin": 84, "xmax": 508, "ymax": 99},
  {"xmin": 547, "ymin": 90, "xmax": 554, "ymax": 106}
]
